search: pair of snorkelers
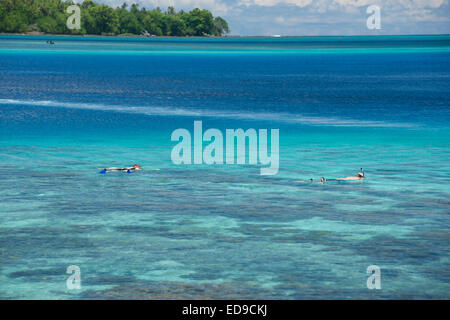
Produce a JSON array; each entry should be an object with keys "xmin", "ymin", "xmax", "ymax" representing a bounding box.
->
[
  {"xmin": 99, "ymin": 164, "xmax": 142, "ymax": 174},
  {"xmin": 300, "ymin": 168, "xmax": 365, "ymax": 183}
]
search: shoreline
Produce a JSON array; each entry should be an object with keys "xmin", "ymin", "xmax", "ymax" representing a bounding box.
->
[
  {"xmin": 0, "ymin": 32, "xmax": 229, "ymax": 39},
  {"xmin": 1, "ymin": 32, "xmax": 450, "ymax": 39}
]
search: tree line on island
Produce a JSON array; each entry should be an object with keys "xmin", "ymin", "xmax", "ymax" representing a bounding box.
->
[{"xmin": 0, "ymin": 0, "xmax": 230, "ymax": 36}]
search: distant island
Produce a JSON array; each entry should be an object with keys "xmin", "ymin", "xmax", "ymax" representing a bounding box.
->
[{"xmin": 0, "ymin": 0, "xmax": 230, "ymax": 37}]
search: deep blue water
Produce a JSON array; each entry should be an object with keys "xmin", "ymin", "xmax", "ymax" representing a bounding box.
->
[{"xmin": 0, "ymin": 36, "xmax": 449, "ymax": 299}]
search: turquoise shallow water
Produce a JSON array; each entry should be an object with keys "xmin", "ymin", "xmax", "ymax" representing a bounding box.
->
[{"xmin": 0, "ymin": 35, "xmax": 449, "ymax": 299}]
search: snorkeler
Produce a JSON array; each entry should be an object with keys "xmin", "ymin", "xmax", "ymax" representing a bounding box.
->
[
  {"xmin": 99, "ymin": 164, "xmax": 142, "ymax": 174},
  {"xmin": 337, "ymin": 168, "xmax": 365, "ymax": 181}
]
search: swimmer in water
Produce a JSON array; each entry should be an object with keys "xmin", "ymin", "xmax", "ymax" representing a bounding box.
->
[
  {"xmin": 337, "ymin": 168, "xmax": 365, "ymax": 181},
  {"xmin": 99, "ymin": 164, "xmax": 142, "ymax": 174}
]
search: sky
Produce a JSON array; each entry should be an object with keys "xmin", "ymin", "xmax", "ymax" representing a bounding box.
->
[{"xmin": 93, "ymin": 0, "xmax": 450, "ymax": 36}]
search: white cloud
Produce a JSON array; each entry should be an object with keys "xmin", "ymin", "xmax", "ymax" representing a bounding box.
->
[
  {"xmin": 254, "ymin": 0, "xmax": 313, "ymax": 7},
  {"xmin": 240, "ymin": 0, "xmax": 448, "ymax": 10},
  {"xmin": 239, "ymin": 0, "xmax": 313, "ymax": 7},
  {"xmin": 332, "ymin": 0, "xmax": 375, "ymax": 7},
  {"xmin": 396, "ymin": 0, "xmax": 447, "ymax": 9}
]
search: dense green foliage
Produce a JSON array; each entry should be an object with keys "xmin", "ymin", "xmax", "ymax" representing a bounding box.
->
[{"xmin": 0, "ymin": 0, "xmax": 230, "ymax": 36}]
